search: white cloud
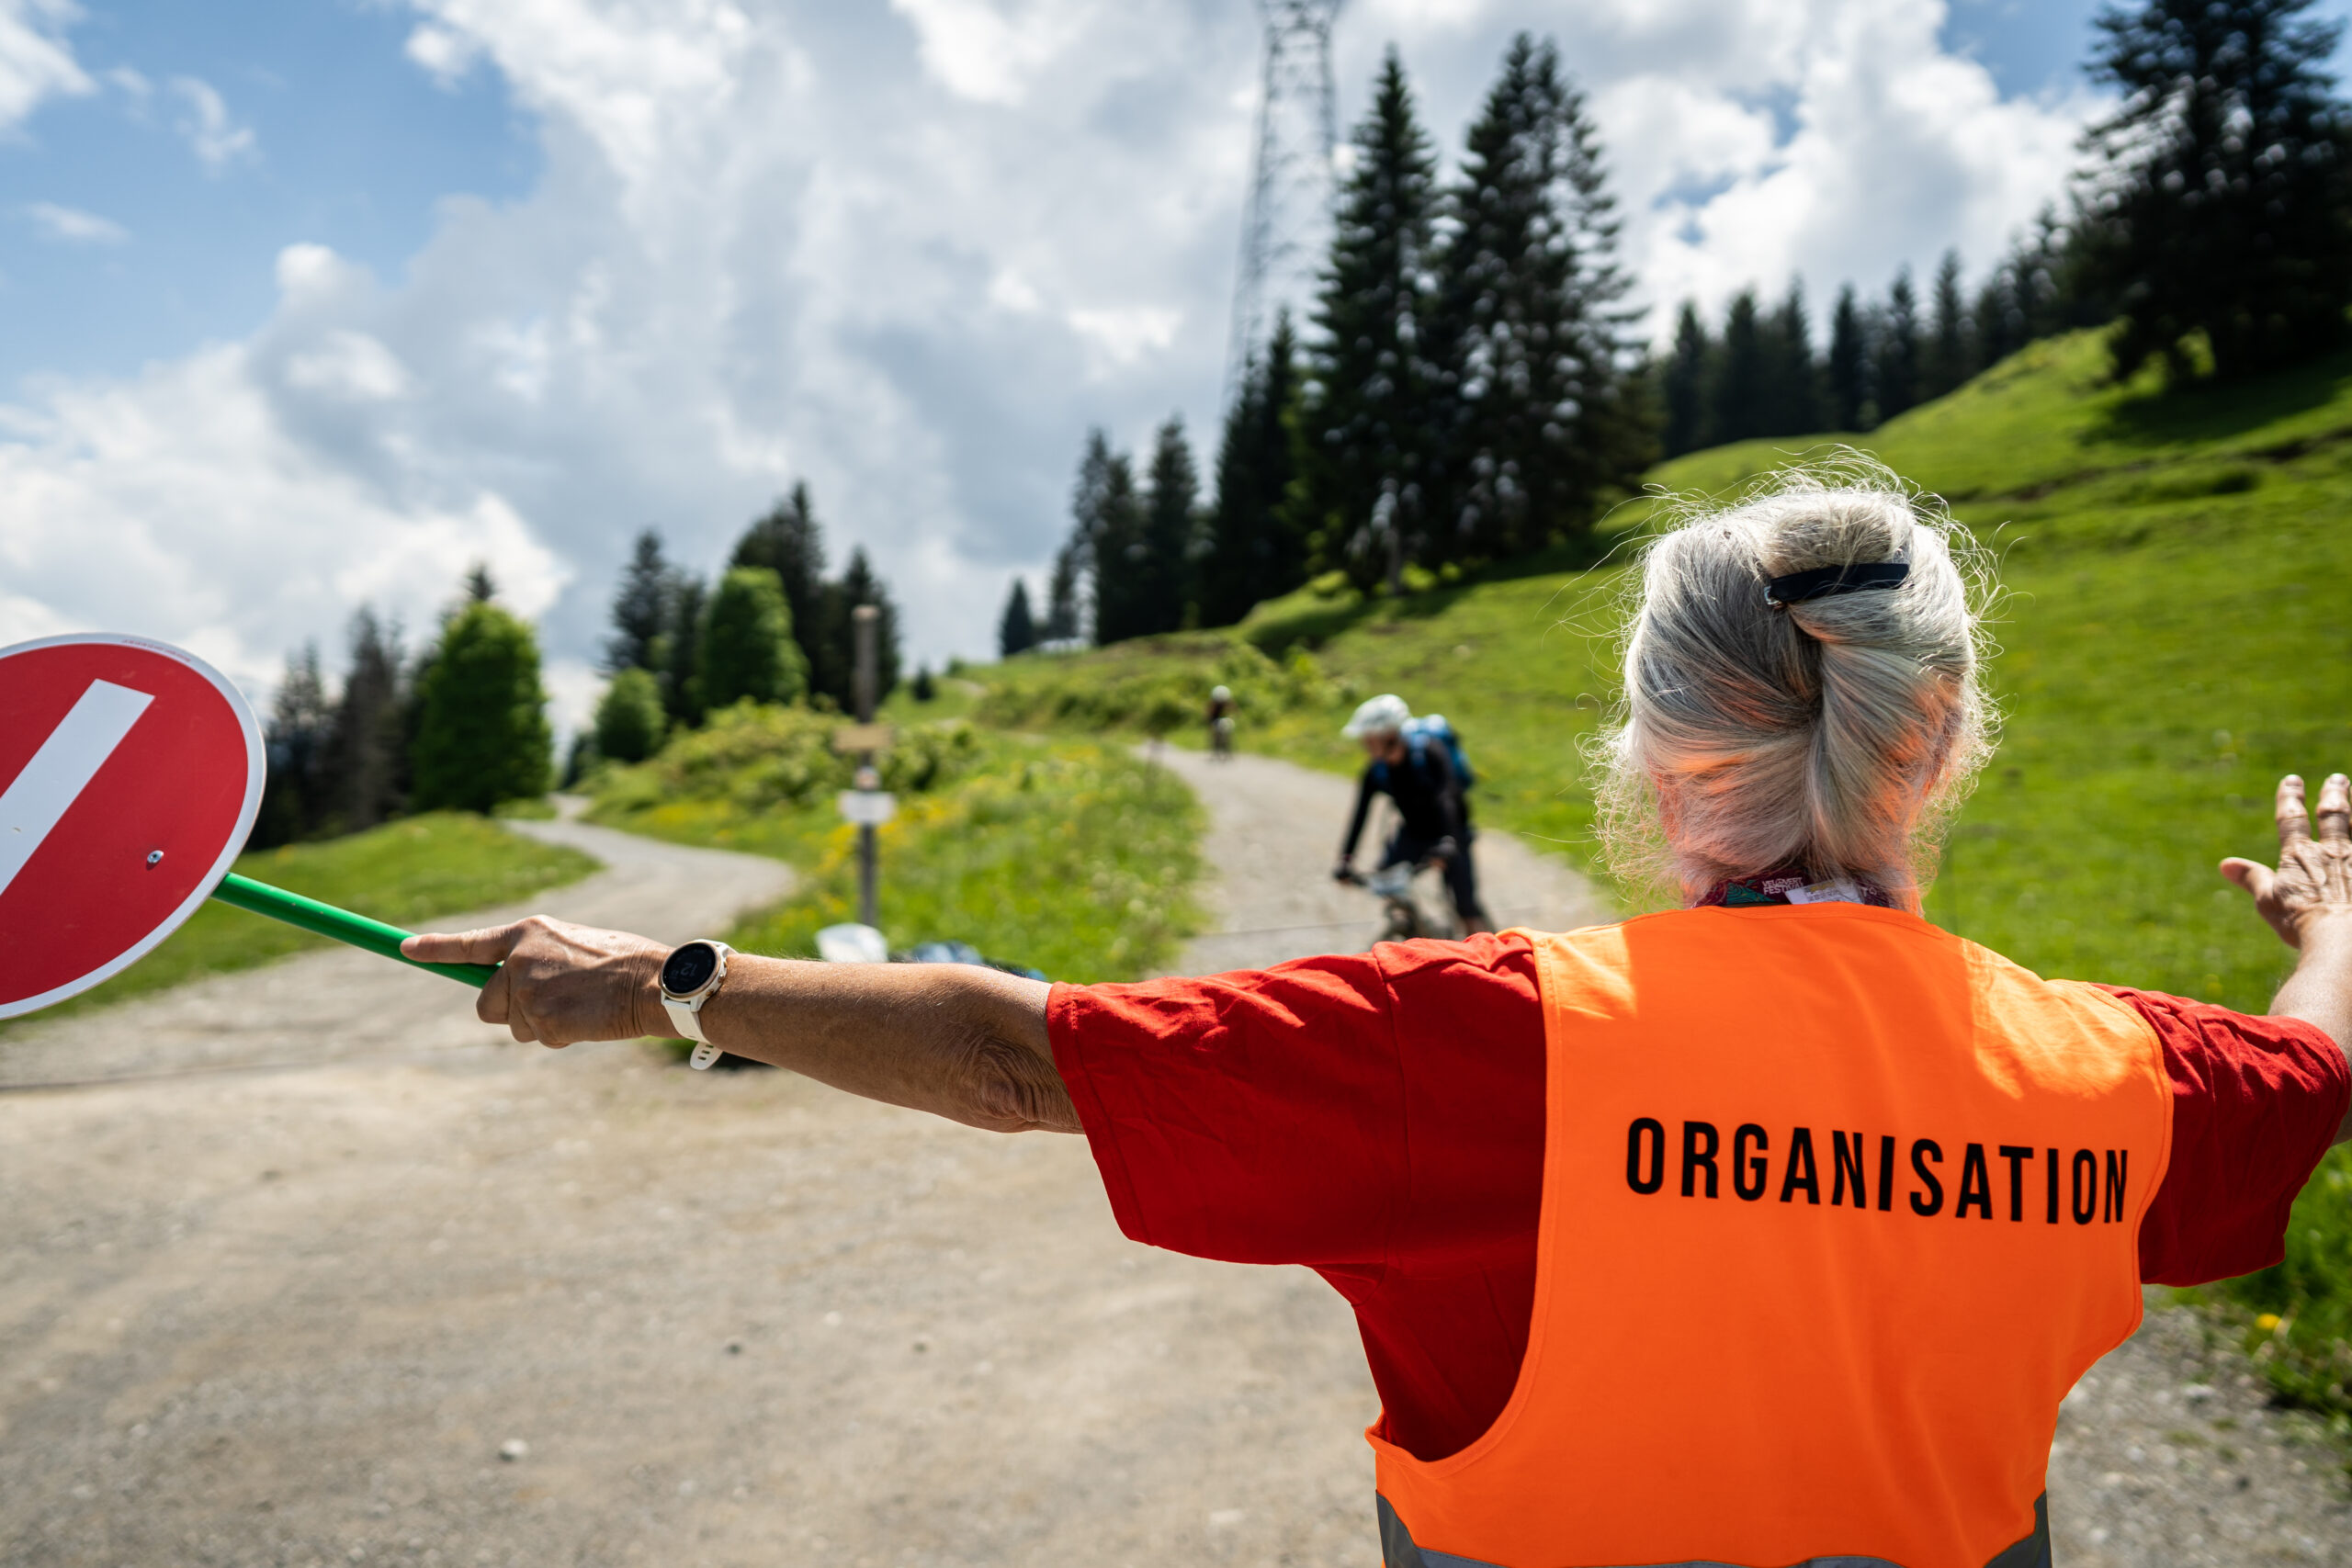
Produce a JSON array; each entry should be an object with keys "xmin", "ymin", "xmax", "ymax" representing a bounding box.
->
[
  {"xmin": 543, "ymin": 657, "xmax": 604, "ymax": 744},
  {"xmin": 0, "ymin": 339, "xmax": 565, "ymax": 696},
  {"xmin": 23, "ymin": 199, "xmax": 124, "ymax": 243},
  {"xmin": 169, "ymin": 75, "xmax": 256, "ymax": 173},
  {"xmin": 0, "ymin": 0, "xmax": 2100, "ymax": 702},
  {"xmin": 1068, "ymin": 306, "xmax": 1183, "ymax": 373},
  {"xmin": 1609, "ymin": 0, "xmax": 2098, "ymax": 324},
  {"xmin": 404, "ymin": 21, "xmax": 482, "ymax": 87},
  {"xmin": 889, "ymin": 0, "xmax": 1090, "ymax": 107},
  {"xmin": 0, "ymin": 0, "xmax": 89, "ymax": 133},
  {"xmin": 284, "ymin": 331, "xmax": 414, "ymax": 403}
]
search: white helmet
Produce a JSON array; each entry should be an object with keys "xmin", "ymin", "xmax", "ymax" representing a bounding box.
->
[
  {"xmin": 1210, "ymin": 685, "xmax": 1231, "ymax": 702},
  {"xmin": 1341, "ymin": 693, "xmax": 1411, "ymax": 739}
]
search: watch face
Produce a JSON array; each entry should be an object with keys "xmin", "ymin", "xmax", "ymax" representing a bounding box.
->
[{"xmin": 662, "ymin": 941, "xmax": 720, "ymax": 997}]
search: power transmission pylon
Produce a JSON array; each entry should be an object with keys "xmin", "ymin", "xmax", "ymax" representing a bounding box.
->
[{"xmin": 1226, "ymin": 0, "xmax": 1341, "ymax": 400}]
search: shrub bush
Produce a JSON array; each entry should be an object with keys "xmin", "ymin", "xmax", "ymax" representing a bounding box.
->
[
  {"xmin": 594, "ymin": 667, "xmax": 667, "ymax": 764},
  {"xmin": 411, "ymin": 603, "xmax": 554, "ymax": 813}
]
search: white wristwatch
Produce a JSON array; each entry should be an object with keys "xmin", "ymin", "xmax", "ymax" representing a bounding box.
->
[{"xmin": 658, "ymin": 939, "xmax": 734, "ymax": 1070}]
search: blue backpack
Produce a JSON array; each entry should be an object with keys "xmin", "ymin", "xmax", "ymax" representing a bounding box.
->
[{"xmin": 1373, "ymin": 714, "xmax": 1475, "ymax": 792}]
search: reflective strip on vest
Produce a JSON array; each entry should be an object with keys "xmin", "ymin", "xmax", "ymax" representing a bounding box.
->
[
  {"xmin": 1366, "ymin": 908, "xmax": 2167, "ymax": 1568},
  {"xmin": 1377, "ymin": 1492, "xmax": 2052, "ymax": 1568}
]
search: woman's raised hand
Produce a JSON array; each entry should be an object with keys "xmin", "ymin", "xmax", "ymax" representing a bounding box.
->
[{"xmin": 2222, "ymin": 773, "xmax": 2352, "ymax": 950}]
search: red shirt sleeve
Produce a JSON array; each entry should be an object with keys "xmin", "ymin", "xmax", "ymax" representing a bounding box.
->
[
  {"xmin": 2098, "ymin": 986, "xmax": 2349, "ymax": 1286},
  {"xmin": 1048, "ymin": 932, "xmax": 1547, "ymax": 1461}
]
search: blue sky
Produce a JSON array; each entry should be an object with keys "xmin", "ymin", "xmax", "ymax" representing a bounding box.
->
[
  {"xmin": 1, "ymin": 1, "xmax": 534, "ymax": 387},
  {"xmin": 3, "ymin": 0, "xmax": 2336, "ymax": 725}
]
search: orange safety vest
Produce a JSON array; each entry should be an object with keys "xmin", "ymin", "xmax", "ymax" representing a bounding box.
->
[{"xmin": 1369, "ymin": 903, "xmax": 2171, "ymax": 1568}]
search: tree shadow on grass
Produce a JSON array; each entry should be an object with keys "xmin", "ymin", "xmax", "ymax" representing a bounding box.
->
[
  {"xmin": 1239, "ymin": 533, "xmax": 1630, "ymax": 657},
  {"xmin": 2084, "ymin": 348, "xmax": 2352, "ymax": 451}
]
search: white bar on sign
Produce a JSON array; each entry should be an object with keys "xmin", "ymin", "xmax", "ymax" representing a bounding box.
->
[
  {"xmin": 0, "ymin": 679, "xmax": 155, "ymax": 898},
  {"xmin": 836, "ymin": 789, "xmax": 896, "ymax": 827}
]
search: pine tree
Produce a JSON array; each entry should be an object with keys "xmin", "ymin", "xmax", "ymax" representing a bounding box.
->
[
  {"xmin": 664, "ymin": 575, "xmax": 707, "ymax": 728},
  {"xmin": 1923, "ymin": 249, "xmax": 1972, "ymax": 399},
  {"xmin": 1712, "ymin": 289, "xmax": 1769, "ymax": 443},
  {"xmin": 698, "ymin": 567, "xmax": 807, "ymax": 710},
  {"xmin": 1430, "ymin": 34, "xmax": 1649, "ymax": 559},
  {"xmin": 410, "ymin": 598, "xmax": 553, "ymax": 813},
  {"xmin": 1973, "ymin": 208, "xmax": 2089, "ymax": 367},
  {"xmin": 2018, "ymin": 207, "xmax": 2084, "ymax": 340},
  {"xmin": 1973, "ymin": 265, "xmax": 2019, "ymax": 371},
  {"xmin": 1071, "ymin": 430, "xmax": 1150, "ymax": 645},
  {"xmin": 1046, "ymin": 541, "xmax": 1081, "ymax": 642},
  {"xmin": 605, "ymin": 529, "xmax": 673, "ymax": 674},
  {"xmin": 1139, "ymin": 416, "xmax": 1200, "ymax": 633},
  {"xmin": 594, "ymin": 667, "xmax": 667, "ymax": 763},
  {"xmin": 464, "ymin": 564, "xmax": 495, "ymax": 604},
  {"xmin": 1298, "ymin": 48, "xmax": 1442, "ymax": 589},
  {"xmin": 1199, "ymin": 312, "xmax": 1306, "ymax": 626},
  {"xmin": 1762, "ymin": 282, "xmax": 1821, "ymax": 435},
  {"xmin": 828, "ymin": 548, "xmax": 902, "ymax": 703},
  {"xmin": 2080, "ymin": 0, "xmax": 2352, "ymax": 380},
  {"xmin": 1544, "ymin": 50, "xmax": 1655, "ymax": 529},
  {"xmin": 1827, "ymin": 284, "xmax": 1871, "ymax": 430},
  {"xmin": 1660, "ymin": 301, "xmax": 1712, "ymax": 457},
  {"xmin": 999, "ymin": 580, "xmax": 1038, "ymax": 658},
  {"xmin": 1875, "ymin": 268, "xmax": 1922, "ymax": 421},
  {"xmin": 330, "ymin": 607, "xmax": 406, "ymax": 831},
  {"xmin": 732, "ymin": 483, "xmax": 827, "ymax": 684},
  {"xmin": 255, "ymin": 642, "xmax": 335, "ymax": 848}
]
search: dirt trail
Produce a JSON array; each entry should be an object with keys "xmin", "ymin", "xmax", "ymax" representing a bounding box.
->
[
  {"xmin": 4, "ymin": 777, "xmax": 2344, "ymax": 1565},
  {"xmin": 0, "ymin": 809, "xmax": 1375, "ymax": 1566},
  {"xmin": 1148, "ymin": 744, "xmax": 1609, "ymax": 974}
]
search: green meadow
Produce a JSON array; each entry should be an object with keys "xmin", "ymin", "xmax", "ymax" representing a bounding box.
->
[
  {"xmin": 3, "ymin": 813, "xmax": 598, "ymax": 1032},
  {"xmin": 970, "ymin": 328, "xmax": 2352, "ymax": 1420},
  {"xmin": 588, "ymin": 704, "xmax": 1203, "ymax": 984}
]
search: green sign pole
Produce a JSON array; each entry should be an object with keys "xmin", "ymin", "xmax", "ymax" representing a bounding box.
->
[{"xmin": 209, "ymin": 873, "xmax": 498, "ymax": 988}]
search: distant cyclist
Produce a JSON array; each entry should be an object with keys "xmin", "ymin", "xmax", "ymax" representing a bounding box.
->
[
  {"xmin": 1206, "ymin": 684, "xmax": 1237, "ymax": 761},
  {"xmin": 1333, "ymin": 694, "xmax": 1492, "ymax": 934}
]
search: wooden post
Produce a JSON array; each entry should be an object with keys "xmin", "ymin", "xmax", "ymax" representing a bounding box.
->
[{"xmin": 852, "ymin": 605, "xmax": 880, "ymax": 929}]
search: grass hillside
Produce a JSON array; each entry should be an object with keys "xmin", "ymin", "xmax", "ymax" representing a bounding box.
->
[
  {"xmin": 972, "ymin": 328, "xmax": 2352, "ymax": 1419},
  {"xmin": 589, "ymin": 705, "xmax": 1202, "ymax": 984}
]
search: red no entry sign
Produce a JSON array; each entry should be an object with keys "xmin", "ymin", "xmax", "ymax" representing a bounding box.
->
[{"xmin": 0, "ymin": 635, "xmax": 264, "ymax": 1018}]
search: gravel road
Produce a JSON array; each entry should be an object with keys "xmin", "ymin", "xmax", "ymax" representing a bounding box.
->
[
  {"xmin": 1146, "ymin": 744, "xmax": 1610, "ymax": 975},
  {"xmin": 3, "ymin": 771, "xmax": 2343, "ymax": 1565},
  {"xmin": 2, "ymin": 805, "xmax": 1377, "ymax": 1567}
]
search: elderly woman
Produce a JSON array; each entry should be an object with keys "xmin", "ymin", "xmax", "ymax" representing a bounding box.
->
[{"xmin": 410, "ymin": 468, "xmax": 2348, "ymax": 1568}]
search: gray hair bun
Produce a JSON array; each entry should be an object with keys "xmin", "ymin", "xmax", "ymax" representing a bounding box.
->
[{"xmin": 1595, "ymin": 455, "xmax": 1993, "ymax": 903}]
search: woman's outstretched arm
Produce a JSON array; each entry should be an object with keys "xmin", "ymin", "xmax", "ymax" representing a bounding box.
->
[
  {"xmin": 400, "ymin": 919, "xmax": 1073, "ymax": 1134},
  {"xmin": 2223, "ymin": 771, "xmax": 2352, "ymax": 1144}
]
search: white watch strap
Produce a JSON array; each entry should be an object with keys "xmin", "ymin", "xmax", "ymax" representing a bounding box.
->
[
  {"xmin": 662, "ymin": 993, "xmax": 707, "ymax": 1043},
  {"xmin": 664, "ymin": 994, "xmax": 723, "ymax": 1070}
]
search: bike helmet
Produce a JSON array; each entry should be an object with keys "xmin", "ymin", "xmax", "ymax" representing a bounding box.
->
[
  {"xmin": 1341, "ymin": 693, "xmax": 1411, "ymax": 739},
  {"xmin": 1210, "ymin": 685, "xmax": 1231, "ymax": 702}
]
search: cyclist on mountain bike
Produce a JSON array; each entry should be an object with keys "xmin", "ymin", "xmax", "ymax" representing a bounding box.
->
[
  {"xmin": 1332, "ymin": 694, "xmax": 1492, "ymax": 935},
  {"xmin": 1206, "ymin": 684, "xmax": 1236, "ymax": 760}
]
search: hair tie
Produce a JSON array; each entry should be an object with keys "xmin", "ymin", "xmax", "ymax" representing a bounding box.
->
[{"xmin": 1765, "ymin": 560, "xmax": 1909, "ymax": 608}]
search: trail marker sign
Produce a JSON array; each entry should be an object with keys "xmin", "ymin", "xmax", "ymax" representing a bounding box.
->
[{"xmin": 0, "ymin": 635, "xmax": 265, "ymax": 1018}]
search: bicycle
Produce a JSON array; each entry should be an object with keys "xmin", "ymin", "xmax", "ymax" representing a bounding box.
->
[{"xmin": 1340, "ymin": 859, "xmax": 1464, "ymax": 944}]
